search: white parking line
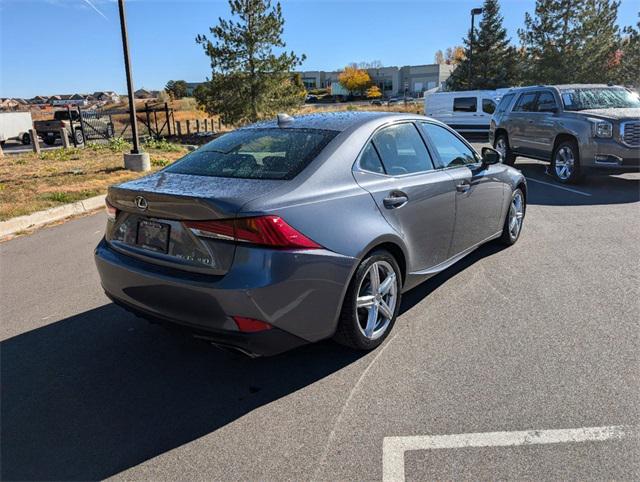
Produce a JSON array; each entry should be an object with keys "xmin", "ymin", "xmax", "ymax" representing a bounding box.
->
[
  {"xmin": 525, "ymin": 177, "xmax": 592, "ymax": 196},
  {"xmin": 382, "ymin": 425, "xmax": 637, "ymax": 482}
]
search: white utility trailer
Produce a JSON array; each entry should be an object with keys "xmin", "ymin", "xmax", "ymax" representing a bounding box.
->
[{"xmin": 0, "ymin": 112, "xmax": 33, "ymax": 145}]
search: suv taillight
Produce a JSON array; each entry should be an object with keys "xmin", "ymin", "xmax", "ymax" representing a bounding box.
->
[{"xmin": 184, "ymin": 216, "xmax": 322, "ymax": 249}]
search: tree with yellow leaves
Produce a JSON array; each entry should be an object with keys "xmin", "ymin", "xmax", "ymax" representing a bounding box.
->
[
  {"xmin": 338, "ymin": 66, "xmax": 371, "ymax": 95},
  {"xmin": 366, "ymin": 85, "xmax": 382, "ymax": 99}
]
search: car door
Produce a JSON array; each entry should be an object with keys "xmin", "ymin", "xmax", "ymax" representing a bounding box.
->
[
  {"xmin": 527, "ymin": 90, "xmax": 559, "ymax": 160},
  {"xmin": 452, "ymin": 96, "xmax": 479, "ymax": 132},
  {"xmin": 419, "ymin": 122, "xmax": 506, "ymax": 257},
  {"xmin": 352, "ymin": 122, "xmax": 457, "ymax": 271},
  {"xmin": 509, "ymin": 91, "xmax": 539, "ymax": 156}
]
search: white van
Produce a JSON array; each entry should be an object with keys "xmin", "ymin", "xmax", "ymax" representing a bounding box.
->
[
  {"xmin": 424, "ymin": 89, "xmax": 509, "ymax": 135},
  {"xmin": 0, "ymin": 112, "xmax": 33, "ymax": 145}
]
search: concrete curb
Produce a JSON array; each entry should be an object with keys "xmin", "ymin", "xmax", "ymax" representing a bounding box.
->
[{"xmin": 0, "ymin": 194, "xmax": 105, "ymax": 239}]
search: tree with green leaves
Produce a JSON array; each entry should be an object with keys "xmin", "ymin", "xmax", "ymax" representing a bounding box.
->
[
  {"xmin": 519, "ymin": 0, "xmax": 585, "ymax": 84},
  {"xmin": 447, "ymin": 0, "xmax": 518, "ymax": 90},
  {"xmin": 616, "ymin": 13, "xmax": 640, "ymax": 87},
  {"xmin": 195, "ymin": 0, "xmax": 306, "ymax": 125},
  {"xmin": 165, "ymin": 80, "xmax": 188, "ymax": 99}
]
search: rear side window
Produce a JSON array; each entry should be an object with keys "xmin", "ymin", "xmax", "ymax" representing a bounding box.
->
[
  {"xmin": 453, "ymin": 97, "xmax": 477, "ymax": 112},
  {"xmin": 358, "ymin": 143, "xmax": 385, "ymax": 174},
  {"xmin": 513, "ymin": 93, "xmax": 538, "ymax": 112},
  {"xmin": 495, "ymin": 93, "xmax": 514, "ymax": 114},
  {"xmin": 166, "ymin": 128, "xmax": 337, "ymax": 180},
  {"xmin": 372, "ymin": 123, "xmax": 434, "ymax": 175},
  {"xmin": 482, "ymin": 99, "xmax": 496, "ymax": 114}
]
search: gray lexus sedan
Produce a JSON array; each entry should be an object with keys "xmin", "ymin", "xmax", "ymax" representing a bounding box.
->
[{"xmin": 95, "ymin": 112, "xmax": 526, "ymax": 356}]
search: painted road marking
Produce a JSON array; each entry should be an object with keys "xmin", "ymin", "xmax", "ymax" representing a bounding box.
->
[
  {"xmin": 525, "ymin": 177, "xmax": 592, "ymax": 197},
  {"xmin": 382, "ymin": 425, "xmax": 637, "ymax": 482}
]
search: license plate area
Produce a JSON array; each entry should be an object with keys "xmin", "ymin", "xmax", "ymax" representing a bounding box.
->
[{"xmin": 136, "ymin": 219, "xmax": 170, "ymax": 253}]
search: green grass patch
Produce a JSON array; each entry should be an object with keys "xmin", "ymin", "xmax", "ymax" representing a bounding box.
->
[
  {"xmin": 40, "ymin": 148, "xmax": 82, "ymax": 162},
  {"xmin": 144, "ymin": 137, "xmax": 183, "ymax": 152},
  {"xmin": 39, "ymin": 189, "xmax": 100, "ymax": 204}
]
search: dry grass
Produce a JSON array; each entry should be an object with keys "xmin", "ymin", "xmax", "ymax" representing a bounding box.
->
[
  {"xmin": 0, "ymin": 143, "xmax": 188, "ymax": 221},
  {"xmin": 293, "ymin": 102, "xmax": 423, "ymax": 116}
]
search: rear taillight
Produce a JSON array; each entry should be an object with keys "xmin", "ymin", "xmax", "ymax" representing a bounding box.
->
[
  {"xmin": 105, "ymin": 199, "xmax": 118, "ymax": 221},
  {"xmin": 232, "ymin": 316, "xmax": 272, "ymax": 333},
  {"xmin": 184, "ymin": 215, "xmax": 321, "ymax": 249}
]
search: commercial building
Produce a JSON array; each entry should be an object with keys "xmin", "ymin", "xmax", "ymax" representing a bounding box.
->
[{"xmin": 299, "ymin": 63, "xmax": 455, "ymax": 97}]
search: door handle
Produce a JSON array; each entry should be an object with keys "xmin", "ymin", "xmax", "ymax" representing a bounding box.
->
[
  {"xmin": 383, "ymin": 192, "xmax": 409, "ymax": 209},
  {"xmin": 456, "ymin": 181, "xmax": 471, "ymax": 193}
]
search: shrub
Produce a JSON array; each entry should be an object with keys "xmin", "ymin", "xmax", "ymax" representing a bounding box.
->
[
  {"xmin": 151, "ymin": 157, "xmax": 171, "ymax": 167},
  {"xmin": 144, "ymin": 137, "xmax": 183, "ymax": 152}
]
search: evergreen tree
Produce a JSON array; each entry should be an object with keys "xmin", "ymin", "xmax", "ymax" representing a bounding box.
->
[
  {"xmin": 447, "ymin": 0, "xmax": 518, "ymax": 90},
  {"xmin": 574, "ymin": 0, "xmax": 621, "ymax": 83},
  {"xmin": 195, "ymin": 0, "xmax": 306, "ymax": 124},
  {"xmin": 518, "ymin": 0, "xmax": 585, "ymax": 84},
  {"xmin": 617, "ymin": 13, "xmax": 640, "ymax": 87}
]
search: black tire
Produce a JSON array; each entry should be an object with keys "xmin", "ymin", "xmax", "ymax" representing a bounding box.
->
[
  {"xmin": 551, "ymin": 139, "xmax": 582, "ymax": 184},
  {"xmin": 334, "ymin": 250, "xmax": 402, "ymax": 350},
  {"xmin": 74, "ymin": 129, "xmax": 84, "ymax": 145},
  {"xmin": 499, "ymin": 187, "xmax": 526, "ymax": 246},
  {"xmin": 21, "ymin": 133, "xmax": 31, "ymax": 145},
  {"xmin": 43, "ymin": 137, "xmax": 56, "ymax": 146},
  {"xmin": 494, "ymin": 133, "xmax": 516, "ymax": 166}
]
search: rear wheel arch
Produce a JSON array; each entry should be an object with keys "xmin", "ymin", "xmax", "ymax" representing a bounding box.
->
[
  {"xmin": 494, "ymin": 128, "xmax": 509, "ymax": 142},
  {"xmin": 361, "ymin": 241, "xmax": 407, "ymax": 287}
]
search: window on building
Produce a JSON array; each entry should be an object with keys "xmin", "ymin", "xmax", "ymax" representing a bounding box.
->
[
  {"xmin": 302, "ymin": 78, "xmax": 317, "ymax": 90},
  {"xmin": 453, "ymin": 97, "xmax": 477, "ymax": 112}
]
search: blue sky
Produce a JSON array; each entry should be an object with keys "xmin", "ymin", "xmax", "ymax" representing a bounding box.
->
[{"xmin": 1, "ymin": 0, "xmax": 638, "ymax": 98}]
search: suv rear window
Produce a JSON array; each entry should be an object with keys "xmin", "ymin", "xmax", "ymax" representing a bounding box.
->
[{"xmin": 166, "ymin": 128, "xmax": 337, "ymax": 180}]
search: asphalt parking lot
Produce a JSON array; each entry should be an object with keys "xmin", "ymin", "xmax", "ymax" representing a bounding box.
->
[{"xmin": 1, "ymin": 150, "xmax": 638, "ymax": 481}]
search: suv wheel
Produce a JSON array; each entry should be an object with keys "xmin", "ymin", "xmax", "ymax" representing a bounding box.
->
[
  {"xmin": 551, "ymin": 139, "xmax": 582, "ymax": 184},
  {"xmin": 74, "ymin": 129, "xmax": 84, "ymax": 145},
  {"xmin": 494, "ymin": 133, "xmax": 516, "ymax": 166},
  {"xmin": 334, "ymin": 250, "xmax": 402, "ymax": 350},
  {"xmin": 21, "ymin": 132, "xmax": 31, "ymax": 145}
]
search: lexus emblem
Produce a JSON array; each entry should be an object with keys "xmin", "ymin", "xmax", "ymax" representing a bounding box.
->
[{"xmin": 134, "ymin": 196, "xmax": 148, "ymax": 210}]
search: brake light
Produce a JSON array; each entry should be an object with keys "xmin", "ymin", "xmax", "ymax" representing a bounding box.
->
[
  {"xmin": 184, "ymin": 215, "xmax": 321, "ymax": 249},
  {"xmin": 232, "ymin": 316, "xmax": 272, "ymax": 333},
  {"xmin": 105, "ymin": 198, "xmax": 118, "ymax": 220}
]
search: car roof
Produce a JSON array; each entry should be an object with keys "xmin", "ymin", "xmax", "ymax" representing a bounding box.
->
[
  {"xmin": 242, "ymin": 111, "xmax": 415, "ymax": 133},
  {"xmin": 507, "ymin": 84, "xmax": 618, "ymax": 94}
]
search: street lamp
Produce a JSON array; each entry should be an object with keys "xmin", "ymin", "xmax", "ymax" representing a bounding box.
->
[
  {"xmin": 468, "ymin": 7, "xmax": 483, "ymax": 90},
  {"xmin": 117, "ymin": 0, "xmax": 149, "ymax": 171}
]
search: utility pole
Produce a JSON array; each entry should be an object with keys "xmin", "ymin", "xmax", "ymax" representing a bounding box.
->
[
  {"xmin": 117, "ymin": 0, "xmax": 149, "ymax": 171},
  {"xmin": 469, "ymin": 7, "xmax": 483, "ymax": 90}
]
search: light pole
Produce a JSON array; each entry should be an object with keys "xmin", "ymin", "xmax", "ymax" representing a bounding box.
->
[
  {"xmin": 468, "ymin": 7, "xmax": 483, "ymax": 90},
  {"xmin": 117, "ymin": 0, "xmax": 149, "ymax": 171}
]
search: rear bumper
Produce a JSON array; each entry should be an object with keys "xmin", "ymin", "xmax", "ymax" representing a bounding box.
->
[{"xmin": 94, "ymin": 239, "xmax": 357, "ymax": 355}]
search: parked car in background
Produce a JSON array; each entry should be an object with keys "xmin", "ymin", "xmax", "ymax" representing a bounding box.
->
[
  {"xmin": 425, "ymin": 89, "xmax": 509, "ymax": 137},
  {"xmin": 490, "ymin": 84, "xmax": 640, "ymax": 183},
  {"xmin": 95, "ymin": 112, "xmax": 526, "ymax": 356},
  {"xmin": 0, "ymin": 112, "xmax": 33, "ymax": 145},
  {"xmin": 34, "ymin": 110, "xmax": 85, "ymax": 145},
  {"xmin": 370, "ymin": 99, "xmax": 384, "ymax": 106}
]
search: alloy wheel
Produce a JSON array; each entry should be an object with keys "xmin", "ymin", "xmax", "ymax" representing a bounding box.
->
[
  {"xmin": 554, "ymin": 146, "xmax": 575, "ymax": 180},
  {"xmin": 508, "ymin": 190, "xmax": 525, "ymax": 240},
  {"xmin": 355, "ymin": 260, "xmax": 398, "ymax": 340}
]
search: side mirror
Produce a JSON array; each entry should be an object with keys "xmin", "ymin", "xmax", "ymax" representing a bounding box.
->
[{"xmin": 481, "ymin": 146, "xmax": 501, "ymax": 166}]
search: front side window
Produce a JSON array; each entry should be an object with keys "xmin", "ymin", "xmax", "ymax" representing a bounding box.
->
[
  {"xmin": 513, "ymin": 92, "xmax": 538, "ymax": 112},
  {"xmin": 371, "ymin": 123, "xmax": 434, "ymax": 175},
  {"xmin": 482, "ymin": 99, "xmax": 497, "ymax": 114},
  {"xmin": 536, "ymin": 91, "xmax": 557, "ymax": 112},
  {"xmin": 453, "ymin": 97, "xmax": 477, "ymax": 112},
  {"xmin": 495, "ymin": 93, "xmax": 515, "ymax": 114},
  {"xmin": 420, "ymin": 122, "xmax": 477, "ymax": 168},
  {"xmin": 166, "ymin": 128, "xmax": 337, "ymax": 180}
]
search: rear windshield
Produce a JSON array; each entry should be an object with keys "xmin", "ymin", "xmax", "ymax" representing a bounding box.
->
[
  {"xmin": 560, "ymin": 88, "xmax": 640, "ymax": 111},
  {"xmin": 166, "ymin": 128, "xmax": 337, "ymax": 180}
]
